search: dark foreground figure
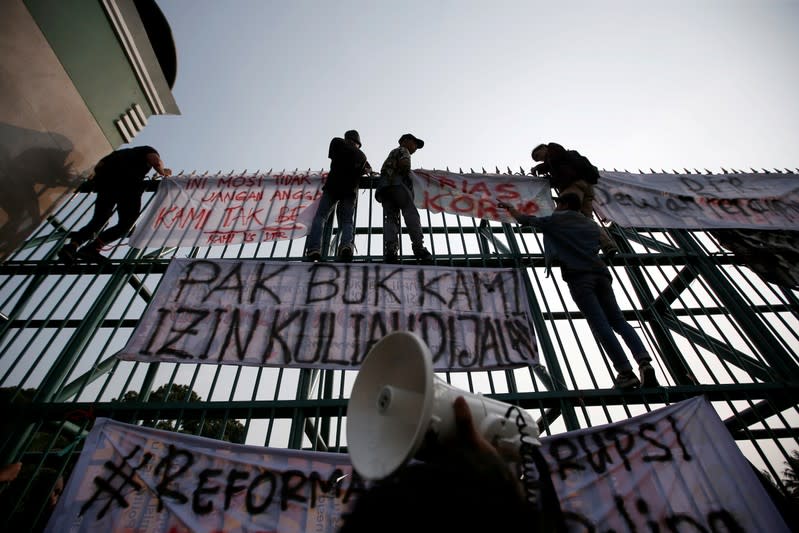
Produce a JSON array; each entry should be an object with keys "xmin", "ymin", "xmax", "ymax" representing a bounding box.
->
[{"xmin": 58, "ymin": 145, "xmax": 171, "ymax": 263}]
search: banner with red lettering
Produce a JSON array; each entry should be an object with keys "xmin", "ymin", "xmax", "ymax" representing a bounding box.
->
[
  {"xmin": 114, "ymin": 259, "xmax": 539, "ymax": 371},
  {"xmin": 411, "ymin": 169, "xmax": 554, "ymax": 222},
  {"xmin": 594, "ymin": 171, "xmax": 799, "ymax": 229},
  {"xmin": 128, "ymin": 172, "xmax": 324, "ymax": 249},
  {"xmin": 46, "ymin": 397, "xmax": 789, "ymax": 532},
  {"xmin": 127, "ymin": 171, "xmax": 555, "ymax": 249}
]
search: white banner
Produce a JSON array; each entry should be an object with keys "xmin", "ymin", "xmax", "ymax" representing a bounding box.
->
[
  {"xmin": 540, "ymin": 395, "xmax": 788, "ymax": 532},
  {"xmin": 128, "ymin": 173, "xmax": 324, "ymax": 248},
  {"xmin": 45, "ymin": 418, "xmax": 360, "ymax": 533},
  {"xmin": 411, "ymin": 169, "xmax": 554, "ymax": 222},
  {"xmin": 127, "ymin": 171, "xmax": 555, "ymax": 249},
  {"xmin": 127, "ymin": 170, "xmax": 799, "ymax": 249},
  {"xmin": 595, "ymin": 171, "xmax": 799, "ymax": 230},
  {"xmin": 114, "ymin": 259, "xmax": 538, "ymax": 371},
  {"xmin": 47, "ymin": 397, "xmax": 788, "ymax": 532}
]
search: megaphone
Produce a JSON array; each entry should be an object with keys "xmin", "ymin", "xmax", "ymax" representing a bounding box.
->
[{"xmin": 347, "ymin": 330, "xmax": 540, "ymax": 481}]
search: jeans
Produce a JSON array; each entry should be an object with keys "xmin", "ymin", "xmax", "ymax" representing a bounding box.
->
[
  {"xmin": 305, "ymin": 191, "xmax": 355, "ymax": 252},
  {"xmin": 72, "ymin": 188, "xmax": 142, "ymax": 245},
  {"xmin": 380, "ymin": 184, "xmax": 424, "ymax": 253},
  {"xmin": 566, "ymin": 271, "xmax": 649, "ymax": 372}
]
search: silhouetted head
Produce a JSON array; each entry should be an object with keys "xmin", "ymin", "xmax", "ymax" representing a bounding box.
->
[
  {"xmin": 531, "ymin": 143, "xmax": 548, "ymax": 161},
  {"xmin": 345, "ymin": 130, "xmax": 362, "ymax": 148},
  {"xmin": 554, "ymin": 193, "xmax": 581, "ymax": 211}
]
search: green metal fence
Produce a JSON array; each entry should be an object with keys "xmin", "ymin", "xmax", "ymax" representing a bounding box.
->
[{"xmin": 1, "ymin": 171, "xmax": 797, "ymax": 527}]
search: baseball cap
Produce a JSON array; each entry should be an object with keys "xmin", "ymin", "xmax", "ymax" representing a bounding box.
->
[{"xmin": 398, "ymin": 133, "xmax": 424, "ymax": 149}]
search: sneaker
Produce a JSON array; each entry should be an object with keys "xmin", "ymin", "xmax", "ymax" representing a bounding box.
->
[
  {"xmin": 76, "ymin": 245, "xmax": 107, "ymax": 263},
  {"xmin": 613, "ymin": 370, "xmax": 641, "ymax": 390},
  {"xmin": 58, "ymin": 243, "xmax": 78, "ymax": 263},
  {"xmin": 413, "ymin": 247, "xmax": 433, "ymax": 263},
  {"xmin": 639, "ymin": 362, "xmax": 659, "ymax": 388},
  {"xmin": 384, "ymin": 251, "xmax": 400, "ymax": 264},
  {"xmin": 337, "ymin": 244, "xmax": 354, "ymax": 263},
  {"xmin": 304, "ymin": 249, "xmax": 321, "ymax": 262}
]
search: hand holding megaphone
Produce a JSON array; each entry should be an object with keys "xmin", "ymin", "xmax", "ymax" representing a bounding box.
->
[{"xmin": 346, "ymin": 331, "xmax": 540, "ymax": 481}]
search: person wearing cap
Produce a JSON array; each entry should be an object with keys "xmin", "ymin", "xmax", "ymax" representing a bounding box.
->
[
  {"xmin": 531, "ymin": 142, "xmax": 619, "ymax": 258},
  {"xmin": 305, "ymin": 130, "xmax": 371, "ymax": 262},
  {"xmin": 498, "ymin": 194, "xmax": 658, "ymax": 390},
  {"xmin": 375, "ymin": 133, "xmax": 432, "ymax": 263}
]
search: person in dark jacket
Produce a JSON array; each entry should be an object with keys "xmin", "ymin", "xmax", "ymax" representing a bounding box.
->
[
  {"xmin": 58, "ymin": 145, "xmax": 171, "ymax": 263},
  {"xmin": 531, "ymin": 142, "xmax": 619, "ymax": 257},
  {"xmin": 499, "ymin": 194, "xmax": 658, "ymax": 390},
  {"xmin": 305, "ymin": 130, "xmax": 371, "ymax": 262}
]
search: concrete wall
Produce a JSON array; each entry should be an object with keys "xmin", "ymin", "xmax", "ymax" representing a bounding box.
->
[
  {"xmin": 0, "ymin": 0, "xmax": 112, "ymax": 260},
  {"xmin": 0, "ymin": 0, "xmax": 179, "ymax": 261}
]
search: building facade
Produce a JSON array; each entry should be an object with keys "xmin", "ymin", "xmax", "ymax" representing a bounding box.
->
[{"xmin": 0, "ymin": 0, "xmax": 179, "ymax": 261}]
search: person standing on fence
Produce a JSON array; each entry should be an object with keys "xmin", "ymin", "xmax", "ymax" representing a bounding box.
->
[
  {"xmin": 375, "ymin": 133, "xmax": 432, "ymax": 264},
  {"xmin": 305, "ymin": 130, "xmax": 371, "ymax": 262},
  {"xmin": 531, "ymin": 142, "xmax": 619, "ymax": 257},
  {"xmin": 499, "ymin": 194, "xmax": 658, "ymax": 390},
  {"xmin": 58, "ymin": 145, "xmax": 171, "ymax": 263}
]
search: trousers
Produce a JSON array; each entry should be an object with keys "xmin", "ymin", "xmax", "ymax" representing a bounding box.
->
[
  {"xmin": 305, "ymin": 191, "xmax": 355, "ymax": 253},
  {"xmin": 380, "ymin": 183, "xmax": 424, "ymax": 253},
  {"xmin": 566, "ymin": 271, "xmax": 650, "ymax": 372},
  {"xmin": 72, "ymin": 188, "xmax": 142, "ymax": 245}
]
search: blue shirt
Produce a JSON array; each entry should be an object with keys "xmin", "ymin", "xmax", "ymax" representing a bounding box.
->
[{"xmin": 515, "ymin": 210, "xmax": 609, "ymax": 280}]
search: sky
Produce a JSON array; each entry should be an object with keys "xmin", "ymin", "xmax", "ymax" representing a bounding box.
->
[{"xmin": 134, "ymin": 0, "xmax": 799, "ymax": 176}]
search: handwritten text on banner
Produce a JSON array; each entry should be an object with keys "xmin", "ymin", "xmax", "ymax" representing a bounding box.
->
[
  {"xmin": 46, "ymin": 397, "xmax": 789, "ymax": 532},
  {"xmin": 594, "ymin": 171, "xmax": 799, "ymax": 230},
  {"xmin": 114, "ymin": 259, "xmax": 539, "ymax": 371},
  {"xmin": 128, "ymin": 173, "xmax": 323, "ymax": 248}
]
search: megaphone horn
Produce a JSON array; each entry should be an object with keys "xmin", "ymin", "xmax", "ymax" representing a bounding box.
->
[{"xmin": 346, "ymin": 330, "xmax": 540, "ymax": 481}]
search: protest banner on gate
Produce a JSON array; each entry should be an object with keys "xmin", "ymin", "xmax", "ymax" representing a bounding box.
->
[
  {"xmin": 126, "ymin": 170, "xmax": 799, "ymax": 249},
  {"xmin": 46, "ymin": 397, "xmax": 789, "ymax": 533},
  {"xmin": 594, "ymin": 171, "xmax": 799, "ymax": 230},
  {"xmin": 410, "ymin": 169, "xmax": 554, "ymax": 222},
  {"xmin": 128, "ymin": 172, "xmax": 325, "ymax": 249},
  {"xmin": 127, "ymin": 171, "xmax": 554, "ymax": 249},
  {"xmin": 114, "ymin": 259, "xmax": 539, "ymax": 371},
  {"xmin": 538, "ymin": 395, "xmax": 789, "ymax": 532},
  {"xmin": 45, "ymin": 417, "xmax": 361, "ymax": 533}
]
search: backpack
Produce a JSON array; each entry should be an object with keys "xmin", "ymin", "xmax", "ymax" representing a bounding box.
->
[{"xmin": 566, "ymin": 150, "xmax": 600, "ymax": 184}]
